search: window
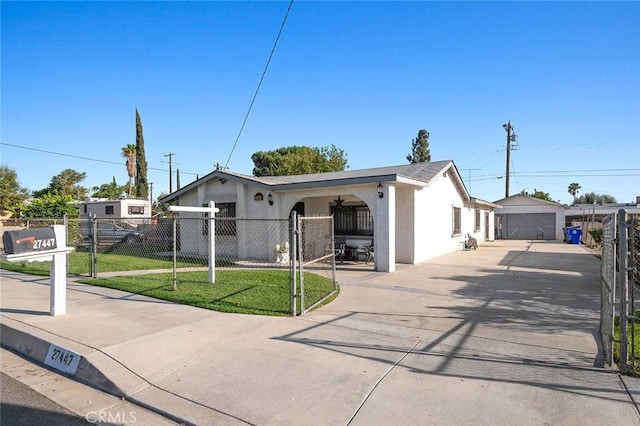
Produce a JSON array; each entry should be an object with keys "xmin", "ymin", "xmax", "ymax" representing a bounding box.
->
[
  {"xmin": 128, "ymin": 205, "xmax": 145, "ymax": 215},
  {"xmin": 452, "ymin": 207, "xmax": 461, "ymax": 235},
  {"xmin": 474, "ymin": 208, "xmax": 481, "ymax": 232},
  {"xmin": 331, "ymin": 205, "xmax": 373, "ymax": 236},
  {"xmin": 203, "ymin": 202, "xmax": 236, "ymax": 236},
  {"xmin": 105, "ymin": 205, "xmax": 114, "ymax": 215},
  {"xmin": 83, "ymin": 204, "xmax": 87, "ymax": 214}
]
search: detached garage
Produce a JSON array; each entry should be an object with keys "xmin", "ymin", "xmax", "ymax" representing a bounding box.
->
[{"xmin": 494, "ymin": 194, "xmax": 567, "ymax": 240}]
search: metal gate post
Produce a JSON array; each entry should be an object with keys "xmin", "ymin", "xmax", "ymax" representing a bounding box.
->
[
  {"xmin": 290, "ymin": 211, "xmax": 297, "ymax": 316},
  {"xmin": 619, "ymin": 209, "xmax": 629, "ymax": 372},
  {"xmin": 91, "ymin": 214, "xmax": 97, "ymax": 278},
  {"xmin": 172, "ymin": 216, "xmax": 178, "ymax": 291},
  {"xmin": 298, "ymin": 214, "xmax": 304, "ymax": 314}
]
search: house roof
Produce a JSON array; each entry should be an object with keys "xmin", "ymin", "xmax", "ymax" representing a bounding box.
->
[
  {"xmin": 161, "ymin": 160, "xmax": 471, "ymax": 203},
  {"xmin": 493, "ymin": 193, "xmax": 568, "ymax": 209},
  {"xmin": 469, "ymin": 197, "xmax": 502, "ymax": 209}
]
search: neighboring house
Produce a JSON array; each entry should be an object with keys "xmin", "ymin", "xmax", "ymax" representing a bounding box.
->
[
  {"xmin": 160, "ymin": 160, "xmax": 500, "ymax": 272},
  {"xmin": 494, "ymin": 194, "xmax": 567, "ymax": 240},
  {"xmin": 79, "ymin": 198, "xmax": 151, "ymax": 220},
  {"xmin": 566, "ymin": 197, "xmax": 640, "ymax": 223}
]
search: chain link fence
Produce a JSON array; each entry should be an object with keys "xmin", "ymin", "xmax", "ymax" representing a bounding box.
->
[
  {"xmin": 0, "ymin": 216, "xmax": 92, "ymax": 275},
  {"xmin": 600, "ymin": 213, "xmax": 616, "ymax": 367},
  {"xmin": 600, "ymin": 210, "xmax": 639, "ymax": 373},
  {"xmin": 1, "ymin": 213, "xmax": 338, "ymax": 316}
]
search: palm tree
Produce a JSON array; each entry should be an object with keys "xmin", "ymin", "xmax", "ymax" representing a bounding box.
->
[
  {"xmin": 121, "ymin": 144, "xmax": 137, "ymax": 196},
  {"xmin": 568, "ymin": 182, "xmax": 581, "ymax": 204}
]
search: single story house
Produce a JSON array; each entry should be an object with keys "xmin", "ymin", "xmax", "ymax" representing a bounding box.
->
[
  {"xmin": 493, "ymin": 194, "xmax": 567, "ymax": 240},
  {"xmin": 160, "ymin": 160, "xmax": 500, "ymax": 272},
  {"xmin": 566, "ymin": 197, "xmax": 640, "ymax": 223}
]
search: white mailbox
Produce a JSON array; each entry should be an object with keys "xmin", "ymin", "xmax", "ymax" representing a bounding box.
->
[{"xmin": 2, "ymin": 225, "xmax": 74, "ymax": 316}]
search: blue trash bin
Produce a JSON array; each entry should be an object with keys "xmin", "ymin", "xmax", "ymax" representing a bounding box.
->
[{"xmin": 567, "ymin": 226, "xmax": 582, "ymax": 244}]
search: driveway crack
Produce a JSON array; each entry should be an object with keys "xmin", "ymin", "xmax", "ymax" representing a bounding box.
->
[{"xmin": 345, "ymin": 339, "xmax": 420, "ymax": 426}]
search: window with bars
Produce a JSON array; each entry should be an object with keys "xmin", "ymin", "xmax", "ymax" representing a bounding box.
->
[
  {"xmin": 203, "ymin": 202, "xmax": 236, "ymax": 236},
  {"xmin": 452, "ymin": 207, "xmax": 462, "ymax": 235},
  {"xmin": 474, "ymin": 208, "xmax": 481, "ymax": 232},
  {"xmin": 331, "ymin": 205, "xmax": 373, "ymax": 236},
  {"xmin": 105, "ymin": 205, "xmax": 114, "ymax": 215}
]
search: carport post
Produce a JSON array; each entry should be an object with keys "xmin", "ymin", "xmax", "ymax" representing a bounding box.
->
[{"xmin": 375, "ymin": 183, "xmax": 396, "ymax": 272}]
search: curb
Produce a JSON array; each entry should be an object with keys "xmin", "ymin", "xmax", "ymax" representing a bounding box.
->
[{"xmin": 0, "ymin": 317, "xmax": 250, "ymax": 425}]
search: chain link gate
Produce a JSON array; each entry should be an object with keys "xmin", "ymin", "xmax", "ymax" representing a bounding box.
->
[
  {"xmin": 600, "ymin": 210, "xmax": 639, "ymax": 372},
  {"xmin": 290, "ymin": 212, "xmax": 337, "ymax": 316}
]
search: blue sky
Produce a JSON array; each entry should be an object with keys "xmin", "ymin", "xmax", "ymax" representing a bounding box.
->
[{"xmin": 2, "ymin": 1, "xmax": 639, "ymax": 205}]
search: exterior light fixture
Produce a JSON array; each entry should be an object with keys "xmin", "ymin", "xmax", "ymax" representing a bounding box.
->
[
  {"xmin": 377, "ymin": 183, "xmax": 384, "ymax": 199},
  {"xmin": 267, "ymin": 193, "xmax": 273, "ymax": 206}
]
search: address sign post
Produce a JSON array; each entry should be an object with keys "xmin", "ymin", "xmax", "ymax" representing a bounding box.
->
[{"xmin": 169, "ymin": 201, "xmax": 219, "ymax": 284}]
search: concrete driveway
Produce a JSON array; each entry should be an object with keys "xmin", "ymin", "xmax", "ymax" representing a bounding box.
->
[{"xmin": 1, "ymin": 240, "xmax": 638, "ymax": 425}]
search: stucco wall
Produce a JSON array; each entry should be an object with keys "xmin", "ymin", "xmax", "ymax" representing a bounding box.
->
[{"xmin": 412, "ymin": 173, "xmax": 467, "ymax": 263}]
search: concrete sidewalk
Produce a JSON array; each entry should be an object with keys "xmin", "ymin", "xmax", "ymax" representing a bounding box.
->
[{"xmin": 2, "ymin": 240, "xmax": 640, "ymax": 425}]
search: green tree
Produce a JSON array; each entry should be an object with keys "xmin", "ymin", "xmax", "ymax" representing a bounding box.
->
[
  {"xmin": 91, "ymin": 177, "xmax": 127, "ymax": 199},
  {"xmin": 251, "ymin": 145, "xmax": 348, "ymax": 177},
  {"xmin": 134, "ymin": 108, "xmax": 149, "ymax": 200},
  {"xmin": 154, "ymin": 192, "xmax": 172, "ymax": 217},
  {"xmin": 121, "ymin": 144, "xmax": 137, "ymax": 196},
  {"xmin": 32, "ymin": 169, "xmax": 87, "ymax": 200},
  {"xmin": 568, "ymin": 182, "xmax": 581, "ymax": 204},
  {"xmin": 406, "ymin": 129, "xmax": 431, "ymax": 163},
  {"xmin": 0, "ymin": 165, "xmax": 29, "ymax": 215},
  {"xmin": 23, "ymin": 193, "xmax": 78, "ymax": 218},
  {"xmin": 574, "ymin": 192, "xmax": 617, "ymax": 204},
  {"xmin": 521, "ymin": 188, "xmax": 554, "ymax": 202}
]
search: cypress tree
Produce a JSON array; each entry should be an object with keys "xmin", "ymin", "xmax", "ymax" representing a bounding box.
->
[
  {"xmin": 134, "ymin": 108, "xmax": 149, "ymax": 200},
  {"xmin": 406, "ymin": 129, "xmax": 431, "ymax": 163}
]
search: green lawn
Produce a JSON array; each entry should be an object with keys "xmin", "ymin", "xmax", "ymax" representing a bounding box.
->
[
  {"xmin": 2, "ymin": 258, "xmax": 338, "ymax": 316},
  {"xmin": 0, "ymin": 248, "xmax": 206, "ymax": 276},
  {"xmin": 614, "ymin": 313, "xmax": 640, "ymax": 375},
  {"xmin": 77, "ymin": 270, "xmax": 337, "ymax": 316}
]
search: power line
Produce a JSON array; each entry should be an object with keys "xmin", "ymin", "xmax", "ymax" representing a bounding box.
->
[
  {"xmin": 223, "ymin": 0, "xmax": 294, "ymax": 170},
  {"xmin": 1, "ymin": 142, "xmax": 201, "ymax": 176},
  {"xmin": 511, "ymin": 168, "xmax": 640, "ymax": 174}
]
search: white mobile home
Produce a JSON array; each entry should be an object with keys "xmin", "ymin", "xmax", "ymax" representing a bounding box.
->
[{"xmin": 79, "ymin": 198, "xmax": 151, "ymax": 220}]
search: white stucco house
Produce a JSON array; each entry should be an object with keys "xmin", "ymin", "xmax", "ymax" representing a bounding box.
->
[
  {"xmin": 160, "ymin": 160, "xmax": 500, "ymax": 272},
  {"xmin": 494, "ymin": 194, "xmax": 567, "ymax": 240}
]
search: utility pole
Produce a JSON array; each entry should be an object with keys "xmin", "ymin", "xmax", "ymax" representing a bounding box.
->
[
  {"xmin": 149, "ymin": 182, "xmax": 153, "ymax": 205},
  {"xmin": 164, "ymin": 153, "xmax": 176, "ymax": 193},
  {"xmin": 503, "ymin": 121, "xmax": 516, "ymax": 197}
]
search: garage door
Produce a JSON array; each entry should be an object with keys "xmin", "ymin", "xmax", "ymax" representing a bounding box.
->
[{"xmin": 498, "ymin": 213, "xmax": 556, "ymax": 240}]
